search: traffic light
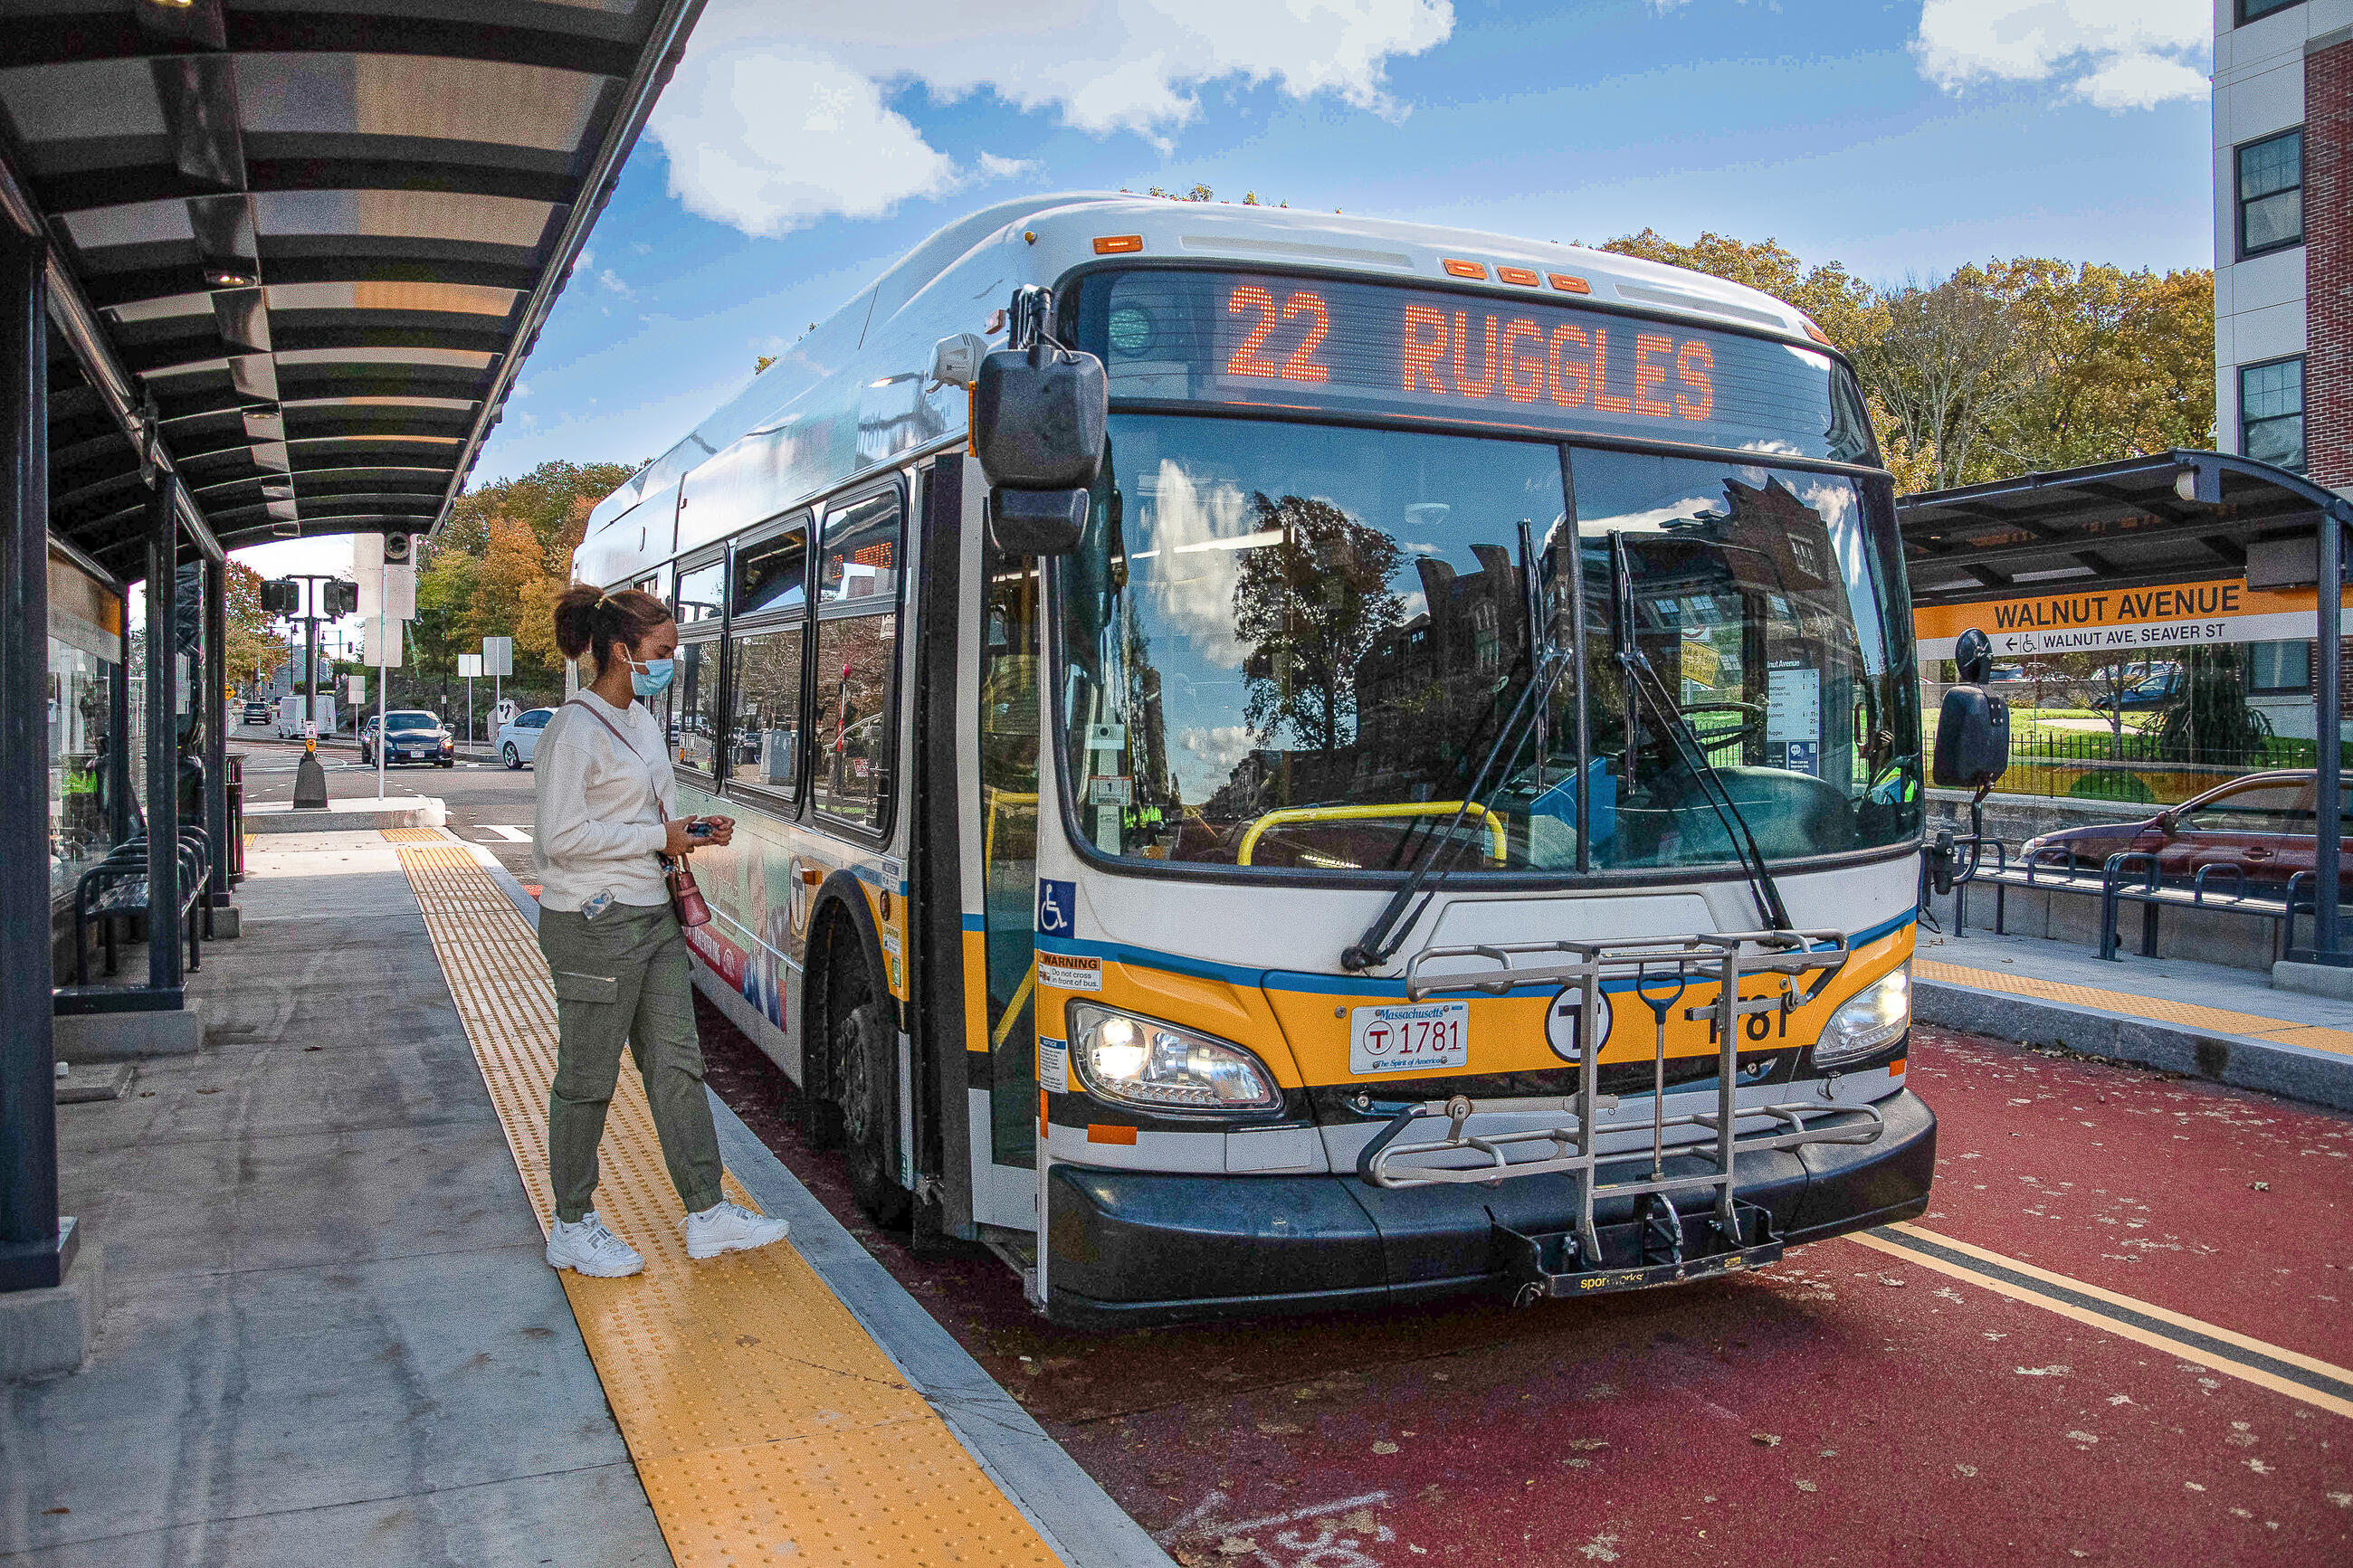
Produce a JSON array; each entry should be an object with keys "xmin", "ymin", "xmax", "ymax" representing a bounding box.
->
[
  {"xmin": 324, "ymin": 579, "xmax": 358, "ymax": 617},
  {"xmin": 382, "ymin": 531, "xmax": 414, "ymax": 565},
  {"xmin": 261, "ymin": 579, "xmax": 298, "ymax": 615}
]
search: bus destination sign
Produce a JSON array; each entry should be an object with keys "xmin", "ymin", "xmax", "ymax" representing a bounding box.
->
[{"xmin": 1086, "ymin": 269, "xmax": 1874, "ymax": 465}]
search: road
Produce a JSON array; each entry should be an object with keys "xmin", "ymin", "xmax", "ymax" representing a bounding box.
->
[
  {"xmin": 226, "ymin": 725, "xmax": 2353, "ymax": 1563},
  {"xmin": 229, "ymin": 725, "xmax": 540, "ymax": 880},
  {"xmin": 697, "ymin": 1020, "xmax": 2353, "ymax": 1568}
]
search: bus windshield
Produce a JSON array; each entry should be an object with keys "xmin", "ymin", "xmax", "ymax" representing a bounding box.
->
[{"xmin": 1057, "ymin": 414, "xmax": 1919, "ymax": 875}]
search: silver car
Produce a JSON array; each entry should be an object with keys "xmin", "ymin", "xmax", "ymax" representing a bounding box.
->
[{"xmin": 497, "ymin": 707, "xmax": 556, "ymax": 769}]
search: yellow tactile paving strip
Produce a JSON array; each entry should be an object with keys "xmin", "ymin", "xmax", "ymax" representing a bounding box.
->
[
  {"xmin": 380, "ymin": 827, "xmax": 445, "ymax": 842},
  {"xmin": 395, "ymin": 844, "xmax": 1062, "ymax": 1568},
  {"xmin": 1917, "ymin": 957, "xmax": 2353, "ymax": 1060}
]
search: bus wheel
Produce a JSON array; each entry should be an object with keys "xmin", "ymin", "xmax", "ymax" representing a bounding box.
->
[{"xmin": 826, "ymin": 929, "xmax": 910, "ymax": 1228}]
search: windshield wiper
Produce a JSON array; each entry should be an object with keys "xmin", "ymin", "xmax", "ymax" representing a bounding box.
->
[
  {"xmin": 1342, "ymin": 524, "xmax": 1569, "ymax": 973},
  {"xmin": 1608, "ymin": 531, "xmax": 1793, "ymax": 933}
]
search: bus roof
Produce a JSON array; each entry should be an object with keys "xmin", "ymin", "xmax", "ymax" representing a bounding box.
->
[{"xmin": 576, "ymin": 195, "xmax": 1828, "ymax": 585}]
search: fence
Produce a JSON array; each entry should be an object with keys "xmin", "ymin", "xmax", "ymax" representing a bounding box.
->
[{"xmin": 1989, "ymin": 727, "xmax": 2353, "ymax": 804}]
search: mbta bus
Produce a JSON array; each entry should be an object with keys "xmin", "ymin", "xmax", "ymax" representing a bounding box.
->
[{"xmin": 576, "ymin": 195, "xmax": 1936, "ymax": 1324}]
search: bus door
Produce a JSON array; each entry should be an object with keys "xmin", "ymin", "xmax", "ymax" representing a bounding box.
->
[{"xmin": 975, "ymin": 536, "xmax": 1044, "ymax": 1217}]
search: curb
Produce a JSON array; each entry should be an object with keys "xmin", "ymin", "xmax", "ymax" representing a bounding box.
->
[{"xmin": 1914, "ymin": 976, "xmax": 2353, "ymax": 1114}]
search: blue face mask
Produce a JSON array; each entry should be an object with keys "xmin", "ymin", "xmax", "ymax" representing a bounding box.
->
[{"xmin": 629, "ymin": 656, "xmax": 675, "ymax": 698}]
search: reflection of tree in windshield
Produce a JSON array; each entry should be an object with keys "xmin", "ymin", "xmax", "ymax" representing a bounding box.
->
[{"xmin": 1234, "ymin": 492, "xmax": 1404, "ymax": 757}]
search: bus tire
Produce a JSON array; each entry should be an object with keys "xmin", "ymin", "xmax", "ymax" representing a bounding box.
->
[{"xmin": 826, "ymin": 930, "xmax": 910, "ymax": 1228}]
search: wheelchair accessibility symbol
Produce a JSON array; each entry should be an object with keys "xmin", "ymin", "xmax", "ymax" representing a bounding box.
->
[{"xmin": 1036, "ymin": 879, "xmax": 1075, "ymax": 937}]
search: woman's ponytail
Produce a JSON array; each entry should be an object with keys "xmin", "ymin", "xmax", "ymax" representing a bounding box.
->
[{"xmin": 550, "ymin": 584, "xmax": 671, "ymax": 677}]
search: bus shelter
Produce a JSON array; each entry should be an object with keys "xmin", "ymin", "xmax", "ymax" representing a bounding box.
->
[
  {"xmin": 1899, "ymin": 449, "xmax": 2353, "ymax": 965},
  {"xmin": 1, "ymin": 0, "xmax": 700, "ymax": 1296}
]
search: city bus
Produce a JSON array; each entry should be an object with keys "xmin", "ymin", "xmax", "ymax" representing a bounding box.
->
[{"xmin": 575, "ymin": 194, "xmax": 1935, "ymax": 1324}]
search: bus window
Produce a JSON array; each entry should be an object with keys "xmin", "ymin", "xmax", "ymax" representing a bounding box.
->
[
  {"xmin": 1058, "ymin": 415, "xmax": 1573, "ymax": 872},
  {"xmin": 812, "ymin": 492, "xmax": 902, "ymax": 830},
  {"xmin": 979, "ymin": 546, "xmax": 1042, "ymax": 1166},
  {"xmin": 729, "ymin": 623, "xmax": 804, "ymax": 794},
  {"xmin": 672, "ymin": 637, "xmax": 723, "ymax": 774},
  {"xmin": 675, "ymin": 558, "xmax": 725, "ymax": 625},
  {"xmin": 1572, "ymin": 447, "xmax": 1918, "ymax": 869},
  {"xmin": 817, "ymin": 492, "xmax": 900, "ymax": 603},
  {"xmin": 735, "ymin": 525, "xmax": 808, "ymax": 617}
]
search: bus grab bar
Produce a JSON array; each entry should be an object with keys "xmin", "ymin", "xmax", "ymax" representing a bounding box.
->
[{"xmin": 1236, "ymin": 802, "xmax": 1509, "ymax": 867}]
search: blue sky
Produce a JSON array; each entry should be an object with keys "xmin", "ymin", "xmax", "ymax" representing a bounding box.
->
[{"xmin": 236, "ymin": 0, "xmax": 2213, "ymax": 581}]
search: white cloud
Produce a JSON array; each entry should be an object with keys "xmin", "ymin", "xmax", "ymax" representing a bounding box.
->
[
  {"xmin": 649, "ymin": 0, "xmax": 1453, "ymax": 235},
  {"xmin": 596, "ymin": 268, "xmax": 634, "ymax": 298},
  {"xmin": 1912, "ymin": 1, "xmax": 2209, "ymax": 110}
]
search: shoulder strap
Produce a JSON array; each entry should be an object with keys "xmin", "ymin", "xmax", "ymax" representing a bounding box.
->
[{"xmin": 561, "ymin": 699, "xmax": 668, "ymax": 824}]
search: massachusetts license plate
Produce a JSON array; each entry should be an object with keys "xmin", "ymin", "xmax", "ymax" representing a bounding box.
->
[{"xmin": 1349, "ymin": 1001, "xmax": 1470, "ymax": 1076}]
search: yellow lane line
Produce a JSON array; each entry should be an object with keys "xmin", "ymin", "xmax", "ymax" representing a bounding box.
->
[
  {"xmin": 1848, "ymin": 1222, "xmax": 2353, "ymax": 1421},
  {"xmin": 1915, "ymin": 957, "xmax": 2353, "ymax": 1060},
  {"xmin": 395, "ymin": 845, "xmax": 1062, "ymax": 1568}
]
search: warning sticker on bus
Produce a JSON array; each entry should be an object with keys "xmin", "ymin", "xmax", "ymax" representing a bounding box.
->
[
  {"xmin": 1350, "ymin": 1000, "xmax": 1470, "ymax": 1076},
  {"xmin": 1037, "ymin": 952, "xmax": 1103, "ymax": 993}
]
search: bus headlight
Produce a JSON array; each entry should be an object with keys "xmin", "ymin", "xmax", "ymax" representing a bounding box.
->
[
  {"xmin": 1814, "ymin": 965, "xmax": 1910, "ymax": 1068},
  {"xmin": 1068, "ymin": 1003, "xmax": 1281, "ymax": 1114}
]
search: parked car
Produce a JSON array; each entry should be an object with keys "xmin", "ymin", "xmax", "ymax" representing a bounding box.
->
[
  {"xmin": 497, "ymin": 707, "xmax": 556, "ymax": 769},
  {"xmin": 2091, "ymin": 668, "xmax": 2184, "ymax": 711},
  {"xmin": 241, "ymin": 698, "xmax": 271, "ymax": 725},
  {"xmin": 2018, "ymin": 769, "xmax": 2351, "ymax": 894},
  {"xmin": 360, "ymin": 709, "xmax": 455, "ymax": 767}
]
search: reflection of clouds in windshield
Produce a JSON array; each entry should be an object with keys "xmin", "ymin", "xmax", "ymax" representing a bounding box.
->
[
  {"xmin": 1738, "ymin": 438, "xmax": 1805, "ymax": 457},
  {"xmin": 1175, "ymin": 723, "xmax": 1257, "ymax": 798},
  {"xmin": 1139, "ymin": 459, "xmax": 1252, "ymax": 668},
  {"xmin": 1574, "ymin": 494, "xmax": 1725, "ymax": 535},
  {"xmin": 1802, "ymin": 476, "xmax": 1887, "ymax": 674}
]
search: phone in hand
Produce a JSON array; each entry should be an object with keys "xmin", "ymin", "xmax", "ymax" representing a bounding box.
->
[{"xmin": 686, "ymin": 818, "xmax": 715, "ymax": 840}]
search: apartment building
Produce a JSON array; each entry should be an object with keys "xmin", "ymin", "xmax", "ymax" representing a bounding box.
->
[{"xmin": 2214, "ymin": 0, "xmax": 2350, "ymax": 498}]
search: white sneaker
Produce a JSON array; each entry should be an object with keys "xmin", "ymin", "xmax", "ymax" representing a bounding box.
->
[
  {"xmin": 546, "ymin": 1212, "xmax": 644, "ymax": 1278},
  {"xmin": 684, "ymin": 1200, "xmax": 789, "ymax": 1260}
]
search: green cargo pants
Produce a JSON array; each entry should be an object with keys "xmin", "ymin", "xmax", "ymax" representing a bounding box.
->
[{"xmin": 538, "ymin": 901, "xmax": 725, "ymax": 1224}]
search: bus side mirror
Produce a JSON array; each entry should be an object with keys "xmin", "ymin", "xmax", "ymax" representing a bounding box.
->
[
  {"xmin": 1932, "ymin": 685, "xmax": 2009, "ymax": 790},
  {"xmin": 975, "ymin": 341, "xmax": 1107, "ymax": 556}
]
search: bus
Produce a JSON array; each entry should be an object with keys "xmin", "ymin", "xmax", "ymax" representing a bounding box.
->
[{"xmin": 576, "ymin": 194, "xmax": 1935, "ymax": 1324}]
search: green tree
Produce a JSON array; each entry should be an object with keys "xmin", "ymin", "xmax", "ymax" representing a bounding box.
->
[
  {"xmin": 436, "ymin": 459, "xmax": 636, "ymax": 562},
  {"xmin": 224, "ymin": 558, "xmax": 288, "ymax": 690},
  {"xmin": 1234, "ymin": 493, "xmax": 1405, "ymax": 755}
]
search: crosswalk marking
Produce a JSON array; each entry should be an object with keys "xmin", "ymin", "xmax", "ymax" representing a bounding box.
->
[{"xmin": 478, "ymin": 824, "xmax": 531, "ymax": 841}]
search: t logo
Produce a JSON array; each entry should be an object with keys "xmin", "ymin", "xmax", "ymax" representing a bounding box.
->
[{"xmin": 1036, "ymin": 878, "xmax": 1075, "ymax": 937}]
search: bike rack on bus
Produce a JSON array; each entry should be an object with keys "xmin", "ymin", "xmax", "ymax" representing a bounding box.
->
[{"xmin": 1357, "ymin": 929, "xmax": 1885, "ymax": 1300}]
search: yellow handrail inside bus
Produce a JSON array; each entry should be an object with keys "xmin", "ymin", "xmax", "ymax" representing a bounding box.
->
[{"xmin": 1236, "ymin": 802, "xmax": 1510, "ymax": 867}]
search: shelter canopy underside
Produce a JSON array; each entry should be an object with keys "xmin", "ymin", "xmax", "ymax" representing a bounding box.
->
[{"xmin": 3, "ymin": 0, "xmax": 696, "ymax": 580}]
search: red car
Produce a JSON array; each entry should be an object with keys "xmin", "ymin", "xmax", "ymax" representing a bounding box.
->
[{"xmin": 2018, "ymin": 769, "xmax": 2352, "ymax": 894}]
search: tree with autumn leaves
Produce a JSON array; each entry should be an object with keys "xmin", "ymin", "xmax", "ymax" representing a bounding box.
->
[
  {"xmin": 413, "ymin": 460, "xmax": 638, "ymax": 691},
  {"xmin": 1598, "ymin": 230, "xmax": 2215, "ymax": 493}
]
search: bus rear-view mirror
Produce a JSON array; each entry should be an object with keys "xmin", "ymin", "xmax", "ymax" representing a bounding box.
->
[
  {"xmin": 975, "ymin": 341, "xmax": 1107, "ymax": 556},
  {"xmin": 1932, "ymin": 685, "xmax": 2009, "ymax": 790}
]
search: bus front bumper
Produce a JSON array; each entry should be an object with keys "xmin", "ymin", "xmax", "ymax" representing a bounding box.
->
[{"xmin": 1043, "ymin": 1088, "xmax": 1934, "ymax": 1328}]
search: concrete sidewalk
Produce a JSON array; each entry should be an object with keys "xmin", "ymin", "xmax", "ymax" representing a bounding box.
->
[
  {"xmin": 1915, "ymin": 925, "xmax": 2353, "ymax": 1111},
  {"xmin": 3, "ymin": 830, "xmax": 669, "ymax": 1566}
]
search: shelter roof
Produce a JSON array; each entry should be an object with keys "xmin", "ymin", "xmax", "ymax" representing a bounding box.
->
[
  {"xmin": 1899, "ymin": 450, "xmax": 2353, "ymax": 609},
  {"xmin": 2, "ymin": 0, "xmax": 699, "ymax": 580}
]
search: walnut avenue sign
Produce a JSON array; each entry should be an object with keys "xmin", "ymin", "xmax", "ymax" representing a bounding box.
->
[{"xmin": 1913, "ymin": 576, "xmax": 2322, "ymax": 660}]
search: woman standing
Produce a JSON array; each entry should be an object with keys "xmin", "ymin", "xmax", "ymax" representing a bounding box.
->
[{"xmin": 533, "ymin": 585, "xmax": 789, "ymax": 1277}]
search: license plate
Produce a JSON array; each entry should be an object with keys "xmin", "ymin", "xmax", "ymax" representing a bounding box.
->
[{"xmin": 1349, "ymin": 1001, "xmax": 1470, "ymax": 1076}]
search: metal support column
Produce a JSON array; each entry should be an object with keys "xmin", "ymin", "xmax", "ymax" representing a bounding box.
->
[
  {"xmin": 204, "ymin": 553, "xmax": 229, "ymax": 906},
  {"xmin": 0, "ymin": 227, "xmax": 68, "ymax": 1292},
  {"xmin": 107, "ymin": 591, "xmax": 131, "ymax": 842},
  {"xmin": 2317, "ymin": 516, "xmax": 2345, "ymax": 964},
  {"xmin": 145, "ymin": 479, "xmax": 181, "ymax": 991}
]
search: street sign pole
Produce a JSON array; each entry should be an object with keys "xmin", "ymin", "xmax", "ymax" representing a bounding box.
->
[{"xmin": 376, "ymin": 592, "xmax": 388, "ymax": 803}]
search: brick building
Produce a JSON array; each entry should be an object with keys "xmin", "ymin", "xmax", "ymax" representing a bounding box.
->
[{"xmin": 2212, "ymin": 2, "xmax": 2352, "ymax": 737}]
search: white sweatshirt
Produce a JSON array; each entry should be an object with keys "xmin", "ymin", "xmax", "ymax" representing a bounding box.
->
[{"xmin": 530, "ymin": 690, "xmax": 674, "ymax": 912}]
